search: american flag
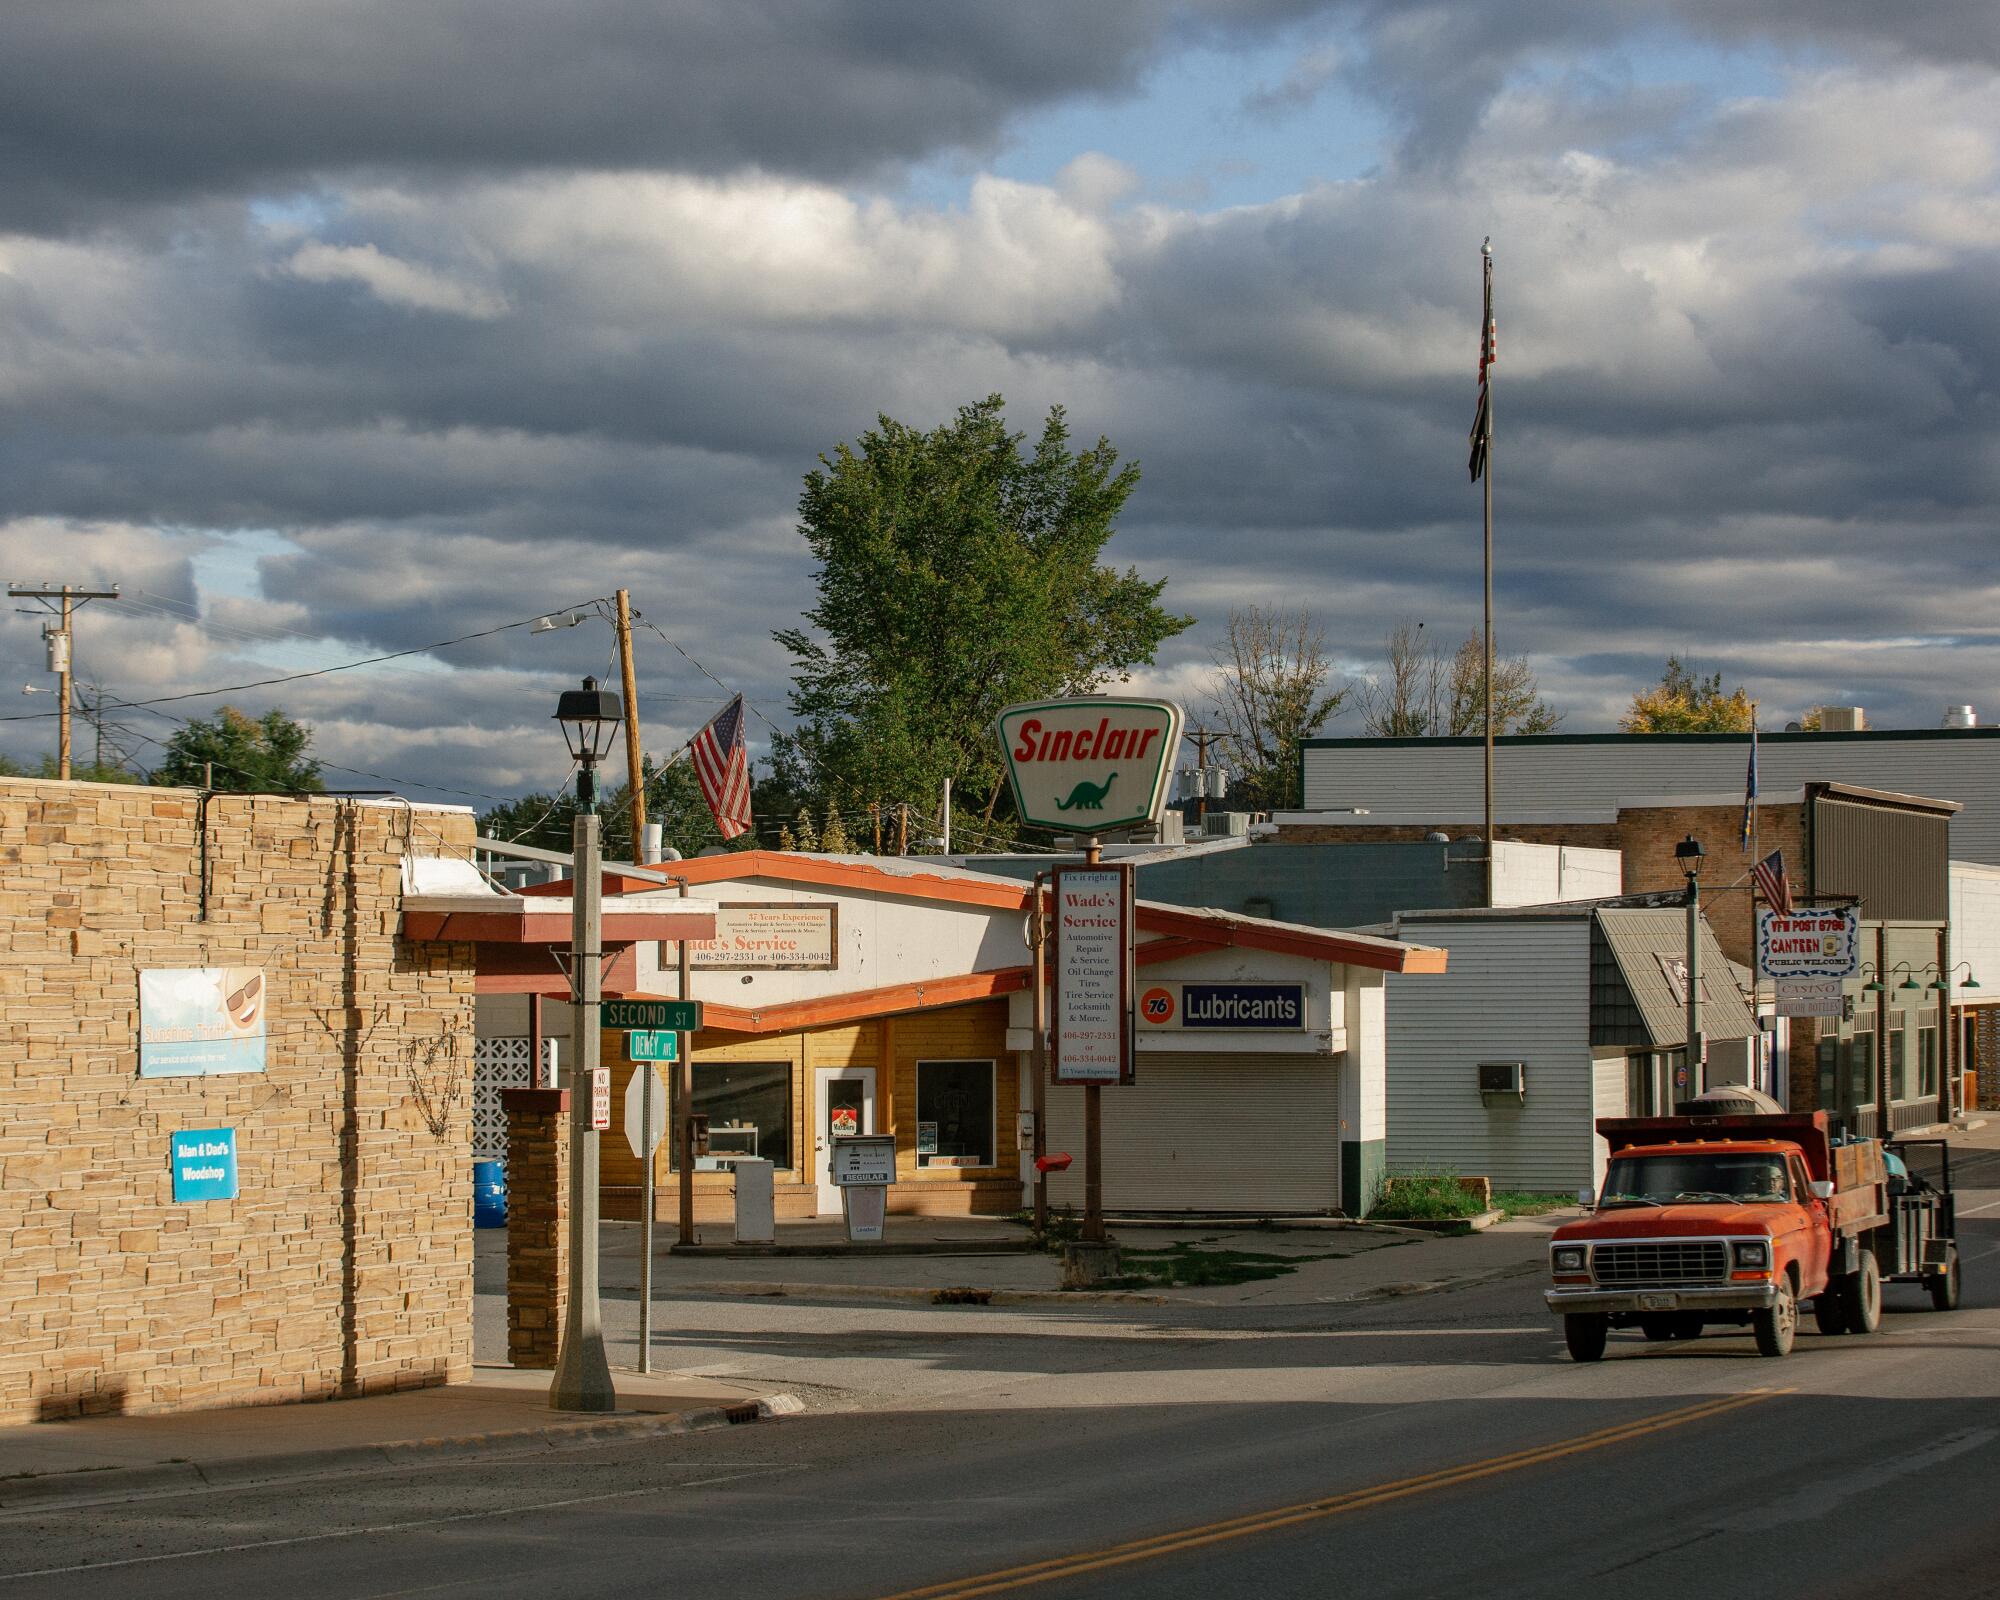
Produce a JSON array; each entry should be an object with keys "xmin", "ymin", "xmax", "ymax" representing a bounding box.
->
[
  {"xmin": 1752, "ymin": 848, "xmax": 1792, "ymax": 916},
  {"xmin": 1468, "ymin": 239, "xmax": 1495, "ymax": 482},
  {"xmin": 690, "ymin": 695, "xmax": 752, "ymax": 840}
]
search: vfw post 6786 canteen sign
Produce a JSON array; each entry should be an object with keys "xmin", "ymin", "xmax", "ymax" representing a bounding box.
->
[
  {"xmin": 994, "ymin": 699, "xmax": 1184, "ymax": 833},
  {"xmin": 1757, "ymin": 907, "xmax": 1859, "ymax": 979}
]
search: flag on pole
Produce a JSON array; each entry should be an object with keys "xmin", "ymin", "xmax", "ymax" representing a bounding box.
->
[
  {"xmin": 1752, "ymin": 849, "xmax": 1793, "ymax": 916},
  {"xmin": 1468, "ymin": 239, "xmax": 1495, "ymax": 482},
  {"xmin": 1740, "ymin": 722, "xmax": 1758, "ymax": 851},
  {"xmin": 690, "ymin": 695, "xmax": 752, "ymax": 840}
]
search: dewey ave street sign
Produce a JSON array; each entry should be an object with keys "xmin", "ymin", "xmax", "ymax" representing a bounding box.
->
[{"xmin": 994, "ymin": 698, "xmax": 1184, "ymax": 833}]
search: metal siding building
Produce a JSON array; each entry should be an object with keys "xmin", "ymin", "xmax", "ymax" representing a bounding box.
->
[
  {"xmin": 1387, "ymin": 916, "xmax": 1597, "ymax": 1192},
  {"xmin": 1299, "ymin": 730, "xmax": 2000, "ymax": 862}
]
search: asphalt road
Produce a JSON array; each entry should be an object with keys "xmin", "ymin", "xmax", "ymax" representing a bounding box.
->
[{"xmin": 3, "ymin": 1170, "xmax": 1996, "ymax": 1600}]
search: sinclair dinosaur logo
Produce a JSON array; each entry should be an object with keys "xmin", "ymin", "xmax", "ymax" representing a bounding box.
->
[{"xmin": 994, "ymin": 699, "xmax": 1183, "ymax": 833}]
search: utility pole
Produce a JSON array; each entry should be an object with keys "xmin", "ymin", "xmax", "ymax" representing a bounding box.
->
[
  {"xmin": 613, "ymin": 590, "xmax": 646, "ymax": 859},
  {"xmin": 942, "ymin": 777, "xmax": 952, "ymax": 855},
  {"xmin": 675, "ymin": 875, "xmax": 697, "ymax": 1249},
  {"xmin": 870, "ymin": 803, "xmax": 882, "ymax": 855},
  {"xmin": 9, "ymin": 583, "xmax": 119, "ymax": 780},
  {"xmin": 1029, "ymin": 872, "xmax": 1049, "ymax": 1235},
  {"xmin": 897, "ymin": 802, "xmax": 909, "ymax": 856},
  {"xmin": 1184, "ymin": 727, "xmax": 1225, "ymax": 823}
]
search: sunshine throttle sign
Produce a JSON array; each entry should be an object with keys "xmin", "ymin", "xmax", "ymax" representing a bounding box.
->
[{"xmin": 994, "ymin": 698, "xmax": 1184, "ymax": 833}]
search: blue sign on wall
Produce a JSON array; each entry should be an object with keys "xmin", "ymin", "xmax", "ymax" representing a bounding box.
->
[
  {"xmin": 1177, "ymin": 982, "xmax": 1305, "ymax": 1030},
  {"xmin": 171, "ymin": 1127, "xmax": 239, "ymax": 1202}
]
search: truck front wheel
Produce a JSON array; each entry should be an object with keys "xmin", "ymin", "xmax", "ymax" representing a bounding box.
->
[
  {"xmin": 1753, "ymin": 1278, "xmax": 1797, "ymax": 1358},
  {"xmin": 1839, "ymin": 1253, "xmax": 1883, "ymax": 1334},
  {"xmin": 1564, "ymin": 1313, "xmax": 1609, "ymax": 1362}
]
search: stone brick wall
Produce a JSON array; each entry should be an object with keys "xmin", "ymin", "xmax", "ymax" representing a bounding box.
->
[
  {"xmin": 0, "ymin": 778, "xmax": 478, "ymax": 1424},
  {"xmin": 503, "ymin": 1089, "xmax": 569, "ymax": 1368},
  {"xmin": 1616, "ymin": 801, "xmax": 1808, "ymax": 970}
]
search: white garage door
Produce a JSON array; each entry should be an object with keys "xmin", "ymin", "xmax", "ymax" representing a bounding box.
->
[{"xmin": 1043, "ymin": 1052, "xmax": 1341, "ymax": 1213}]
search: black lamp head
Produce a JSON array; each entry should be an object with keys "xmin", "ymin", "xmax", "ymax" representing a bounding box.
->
[
  {"xmin": 1674, "ymin": 834, "xmax": 1705, "ymax": 870},
  {"xmin": 555, "ymin": 675, "xmax": 624, "ymax": 765}
]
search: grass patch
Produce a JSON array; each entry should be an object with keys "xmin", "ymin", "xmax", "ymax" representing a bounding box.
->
[
  {"xmin": 1110, "ymin": 1243, "xmax": 1346, "ymax": 1289},
  {"xmin": 1369, "ymin": 1171, "xmax": 1486, "ymax": 1221},
  {"xmin": 1491, "ymin": 1191, "xmax": 1574, "ymax": 1218}
]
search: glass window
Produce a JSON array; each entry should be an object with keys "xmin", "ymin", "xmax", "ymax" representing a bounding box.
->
[
  {"xmin": 1603, "ymin": 1151, "xmax": 1791, "ymax": 1205},
  {"xmin": 671, "ymin": 1061, "xmax": 792, "ymax": 1169},
  {"xmin": 915, "ymin": 1060, "xmax": 995, "ymax": 1170},
  {"xmin": 1918, "ymin": 1022, "xmax": 1939, "ymax": 1098},
  {"xmin": 1890, "ymin": 1028, "xmax": 1909, "ymax": 1102}
]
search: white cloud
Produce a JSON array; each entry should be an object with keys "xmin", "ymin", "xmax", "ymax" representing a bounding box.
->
[{"xmin": 285, "ymin": 242, "xmax": 509, "ymax": 319}]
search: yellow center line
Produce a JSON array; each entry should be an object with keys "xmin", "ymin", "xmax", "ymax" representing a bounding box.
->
[{"xmin": 873, "ymin": 1388, "xmax": 1796, "ymax": 1600}]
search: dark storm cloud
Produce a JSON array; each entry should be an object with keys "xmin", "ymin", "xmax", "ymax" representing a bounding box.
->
[{"xmin": 0, "ymin": 0, "xmax": 1326, "ymax": 233}]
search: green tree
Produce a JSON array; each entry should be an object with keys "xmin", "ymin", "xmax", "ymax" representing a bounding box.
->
[
  {"xmin": 772, "ymin": 395, "xmax": 1190, "ymax": 846},
  {"xmin": 479, "ymin": 755, "xmax": 749, "ymax": 862},
  {"xmin": 151, "ymin": 707, "xmax": 323, "ymax": 792},
  {"xmin": 1446, "ymin": 633, "xmax": 1562, "ymax": 736},
  {"xmin": 1207, "ymin": 606, "xmax": 1347, "ymax": 809},
  {"xmin": 1620, "ymin": 656, "xmax": 1753, "ymax": 733}
]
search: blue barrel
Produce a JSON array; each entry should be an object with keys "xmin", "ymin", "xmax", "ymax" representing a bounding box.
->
[{"xmin": 473, "ymin": 1159, "xmax": 508, "ymax": 1228}]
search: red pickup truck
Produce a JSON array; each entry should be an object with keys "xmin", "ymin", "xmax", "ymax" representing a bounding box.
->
[{"xmin": 1546, "ymin": 1111, "xmax": 1890, "ymax": 1361}]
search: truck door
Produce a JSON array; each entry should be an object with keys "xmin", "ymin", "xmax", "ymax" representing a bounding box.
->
[{"xmin": 1794, "ymin": 1154, "xmax": 1832, "ymax": 1294}]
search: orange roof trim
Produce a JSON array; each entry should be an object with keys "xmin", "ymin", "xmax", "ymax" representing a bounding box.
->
[{"xmin": 540, "ymin": 850, "xmax": 1445, "ymax": 974}]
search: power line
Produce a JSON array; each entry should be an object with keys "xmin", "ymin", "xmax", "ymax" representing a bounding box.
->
[{"xmin": 0, "ymin": 602, "xmax": 612, "ymax": 725}]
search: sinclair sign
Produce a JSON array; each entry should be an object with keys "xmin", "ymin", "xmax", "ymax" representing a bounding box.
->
[{"xmin": 994, "ymin": 698, "xmax": 1184, "ymax": 833}]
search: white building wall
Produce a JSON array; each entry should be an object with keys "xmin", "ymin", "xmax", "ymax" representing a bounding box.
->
[
  {"xmin": 1559, "ymin": 847, "xmax": 1623, "ymax": 901},
  {"xmin": 1385, "ymin": 917, "xmax": 1596, "ymax": 1191},
  {"xmin": 1949, "ymin": 861, "xmax": 2000, "ymax": 1005},
  {"xmin": 1488, "ymin": 842, "xmax": 1622, "ymax": 906}
]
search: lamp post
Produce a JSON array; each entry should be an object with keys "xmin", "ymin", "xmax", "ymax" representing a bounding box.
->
[
  {"xmin": 550, "ymin": 676, "xmax": 622, "ymax": 1412},
  {"xmin": 1676, "ymin": 835, "xmax": 1705, "ymax": 1101}
]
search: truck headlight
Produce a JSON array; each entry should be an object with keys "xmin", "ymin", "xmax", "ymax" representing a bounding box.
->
[
  {"xmin": 1733, "ymin": 1241, "xmax": 1769, "ymax": 1270},
  {"xmin": 1552, "ymin": 1246, "xmax": 1587, "ymax": 1273}
]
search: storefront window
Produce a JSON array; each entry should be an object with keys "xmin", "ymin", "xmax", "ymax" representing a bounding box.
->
[
  {"xmin": 1918, "ymin": 1009, "xmax": 1939, "ymax": 1098},
  {"xmin": 915, "ymin": 1059, "xmax": 995, "ymax": 1170},
  {"xmin": 671, "ymin": 1061, "xmax": 792, "ymax": 1169}
]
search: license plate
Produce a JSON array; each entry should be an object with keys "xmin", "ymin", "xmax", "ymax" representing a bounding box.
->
[{"xmin": 1639, "ymin": 1293, "xmax": 1678, "ymax": 1311}]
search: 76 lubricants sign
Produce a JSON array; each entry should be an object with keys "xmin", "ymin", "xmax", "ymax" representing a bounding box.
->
[{"xmin": 994, "ymin": 699, "xmax": 1184, "ymax": 834}]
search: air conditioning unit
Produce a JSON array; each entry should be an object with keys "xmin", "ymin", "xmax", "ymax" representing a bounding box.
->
[
  {"xmin": 1478, "ymin": 1061, "xmax": 1526, "ymax": 1100},
  {"xmin": 1203, "ymin": 811, "xmax": 1249, "ymax": 838}
]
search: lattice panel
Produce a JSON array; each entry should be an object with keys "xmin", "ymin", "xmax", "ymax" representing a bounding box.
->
[{"xmin": 473, "ymin": 1036, "xmax": 533, "ymax": 1160}]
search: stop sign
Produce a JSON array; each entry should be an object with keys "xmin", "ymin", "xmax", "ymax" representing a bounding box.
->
[{"xmin": 624, "ymin": 1064, "xmax": 668, "ymax": 1160}]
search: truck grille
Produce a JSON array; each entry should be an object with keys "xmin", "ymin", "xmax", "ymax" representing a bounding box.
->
[{"xmin": 1592, "ymin": 1241, "xmax": 1728, "ymax": 1287}]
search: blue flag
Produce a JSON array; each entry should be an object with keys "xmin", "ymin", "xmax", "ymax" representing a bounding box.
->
[{"xmin": 1741, "ymin": 724, "xmax": 1758, "ymax": 851}]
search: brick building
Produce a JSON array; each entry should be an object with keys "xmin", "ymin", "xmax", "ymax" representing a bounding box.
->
[{"xmin": 0, "ymin": 777, "xmax": 482, "ymax": 1425}]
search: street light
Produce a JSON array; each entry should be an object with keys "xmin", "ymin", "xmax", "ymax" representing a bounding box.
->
[
  {"xmin": 550, "ymin": 676, "xmax": 622, "ymax": 1413},
  {"xmin": 1676, "ymin": 835, "xmax": 1705, "ymax": 1099}
]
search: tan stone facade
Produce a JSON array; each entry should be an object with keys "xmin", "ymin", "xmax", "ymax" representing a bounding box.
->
[{"xmin": 0, "ymin": 778, "xmax": 478, "ymax": 1425}]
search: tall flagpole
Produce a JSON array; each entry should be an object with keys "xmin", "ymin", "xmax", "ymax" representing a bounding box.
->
[{"xmin": 1480, "ymin": 239, "xmax": 1495, "ymax": 906}]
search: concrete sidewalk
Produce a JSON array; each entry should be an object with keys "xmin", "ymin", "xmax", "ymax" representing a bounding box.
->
[
  {"xmin": 0, "ymin": 1364, "xmax": 787, "ymax": 1512},
  {"xmin": 565, "ymin": 1209, "xmax": 1578, "ymax": 1309}
]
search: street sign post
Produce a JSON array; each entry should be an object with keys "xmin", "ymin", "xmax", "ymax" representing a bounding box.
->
[
  {"xmin": 602, "ymin": 999, "xmax": 702, "ymax": 1032},
  {"xmin": 627, "ymin": 1029, "xmax": 679, "ymax": 1062},
  {"xmin": 624, "ymin": 1065, "xmax": 669, "ymax": 1160}
]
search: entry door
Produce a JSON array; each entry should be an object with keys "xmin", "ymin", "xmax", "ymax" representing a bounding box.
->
[{"xmin": 813, "ymin": 1067, "xmax": 877, "ymax": 1214}]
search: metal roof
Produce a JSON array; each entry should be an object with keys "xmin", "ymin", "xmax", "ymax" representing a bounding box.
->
[{"xmin": 1594, "ymin": 907, "xmax": 1757, "ymax": 1049}]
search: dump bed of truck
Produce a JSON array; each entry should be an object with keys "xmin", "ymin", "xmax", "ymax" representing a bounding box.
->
[{"xmin": 1596, "ymin": 1110, "xmax": 1887, "ymax": 1233}]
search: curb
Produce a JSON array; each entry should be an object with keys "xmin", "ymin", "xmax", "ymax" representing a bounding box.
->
[
  {"xmin": 0, "ymin": 1392, "xmax": 804, "ymax": 1514},
  {"xmin": 672, "ymin": 1279, "xmax": 1169, "ymax": 1308},
  {"xmin": 667, "ymin": 1240, "xmax": 1035, "ymax": 1259}
]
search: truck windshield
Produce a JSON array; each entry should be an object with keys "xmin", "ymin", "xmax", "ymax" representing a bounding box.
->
[{"xmin": 1602, "ymin": 1152, "xmax": 1792, "ymax": 1205}]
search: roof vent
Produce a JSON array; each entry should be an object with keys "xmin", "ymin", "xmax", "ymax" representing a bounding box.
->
[
  {"xmin": 1945, "ymin": 705, "xmax": 1977, "ymax": 728},
  {"xmin": 1818, "ymin": 706, "xmax": 1866, "ymax": 733}
]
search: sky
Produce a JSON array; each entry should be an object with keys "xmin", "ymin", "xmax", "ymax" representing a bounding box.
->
[{"xmin": 3, "ymin": 1, "xmax": 1998, "ymax": 810}]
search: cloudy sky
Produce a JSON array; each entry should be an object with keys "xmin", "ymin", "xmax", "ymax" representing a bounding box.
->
[{"xmin": 4, "ymin": 1, "xmax": 1997, "ymax": 807}]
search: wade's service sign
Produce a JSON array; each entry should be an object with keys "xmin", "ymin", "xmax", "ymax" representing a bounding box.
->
[{"xmin": 994, "ymin": 698, "xmax": 1184, "ymax": 833}]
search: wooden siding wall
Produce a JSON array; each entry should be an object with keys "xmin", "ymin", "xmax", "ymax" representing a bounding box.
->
[
  {"xmin": 599, "ymin": 1000, "xmax": 1017, "ymax": 1217},
  {"xmin": 1386, "ymin": 919, "xmax": 1597, "ymax": 1192}
]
